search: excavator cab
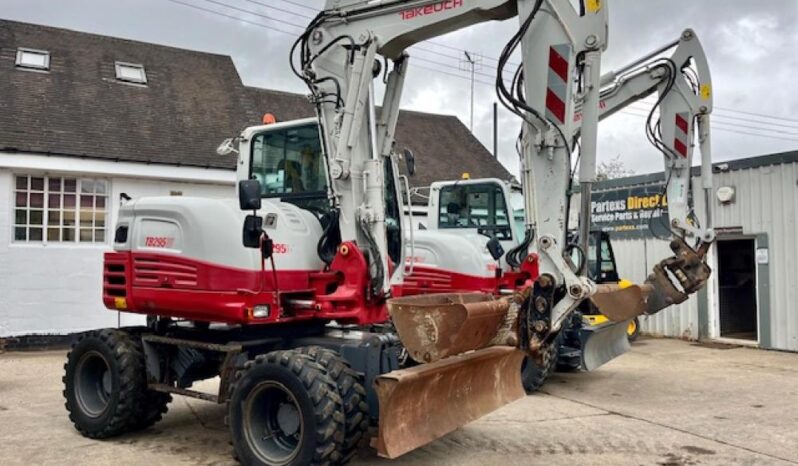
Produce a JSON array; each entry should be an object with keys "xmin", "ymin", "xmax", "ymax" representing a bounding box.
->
[{"xmin": 245, "ymin": 118, "xmax": 406, "ymax": 266}]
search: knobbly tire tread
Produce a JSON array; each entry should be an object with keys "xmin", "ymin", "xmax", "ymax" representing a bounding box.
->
[
  {"xmin": 297, "ymin": 346, "xmax": 370, "ymax": 464},
  {"xmin": 227, "ymin": 350, "xmax": 345, "ymax": 466},
  {"xmin": 63, "ymin": 328, "xmax": 157, "ymax": 438},
  {"xmin": 521, "ymin": 334, "xmax": 561, "ymax": 394}
]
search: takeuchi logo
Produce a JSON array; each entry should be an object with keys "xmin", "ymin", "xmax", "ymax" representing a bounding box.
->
[{"xmin": 400, "ymin": 0, "xmax": 464, "ymax": 20}]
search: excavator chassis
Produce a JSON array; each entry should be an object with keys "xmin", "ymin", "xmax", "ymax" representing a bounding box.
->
[{"xmin": 65, "ymin": 320, "xmax": 527, "ymax": 462}]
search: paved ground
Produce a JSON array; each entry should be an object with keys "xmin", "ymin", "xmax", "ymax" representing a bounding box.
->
[{"xmin": 1, "ymin": 337, "xmax": 798, "ymax": 465}]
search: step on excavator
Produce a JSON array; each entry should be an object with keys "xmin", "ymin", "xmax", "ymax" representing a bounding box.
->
[{"xmin": 62, "ymin": 1, "xmax": 716, "ymax": 464}]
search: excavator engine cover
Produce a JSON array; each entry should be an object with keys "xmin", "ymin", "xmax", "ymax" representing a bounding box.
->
[{"xmin": 372, "ymin": 346, "xmax": 525, "ymax": 459}]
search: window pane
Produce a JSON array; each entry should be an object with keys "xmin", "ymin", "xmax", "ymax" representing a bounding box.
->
[
  {"xmin": 80, "ymin": 211, "xmax": 93, "ymax": 227},
  {"xmin": 49, "ymin": 177, "xmax": 62, "ymax": 192},
  {"xmin": 16, "ymin": 176, "xmax": 28, "ymax": 190},
  {"xmin": 94, "ymin": 230, "xmax": 105, "ymax": 242},
  {"xmin": 64, "ymin": 178, "xmax": 77, "ymax": 192},
  {"xmin": 48, "ymin": 210, "xmax": 60, "ymax": 225},
  {"xmin": 96, "ymin": 196, "xmax": 106, "ymax": 209},
  {"xmin": 63, "ymin": 228, "xmax": 75, "ymax": 242},
  {"xmin": 48, "ymin": 194, "xmax": 61, "ymax": 208},
  {"xmin": 30, "ymin": 193, "xmax": 44, "ymax": 208},
  {"xmin": 48, "ymin": 228, "xmax": 61, "ymax": 241},
  {"xmin": 81, "ymin": 195, "xmax": 94, "ymax": 208},
  {"xmin": 30, "ymin": 228, "xmax": 43, "ymax": 241},
  {"xmin": 14, "ymin": 227, "xmax": 26, "ymax": 241},
  {"xmin": 95, "ymin": 181, "xmax": 107, "ymax": 194},
  {"xmin": 79, "ymin": 229, "xmax": 93, "ymax": 242},
  {"xmin": 15, "ymin": 209, "xmax": 27, "ymax": 225},
  {"xmin": 251, "ymin": 124, "xmax": 326, "ymax": 196},
  {"xmin": 116, "ymin": 64, "xmax": 146, "ymax": 83},
  {"xmin": 94, "ymin": 211, "xmax": 106, "ymax": 227},
  {"xmin": 30, "ymin": 210, "xmax": 43, "ymax": 225},
  {"xmin": 17, "ymin": 50, "xmax": 49, "ymax": 69},
  {"xmin": 64, "ymin": 194, "xmax": 76, "ymax": 208},
  {"xmin": 15, "ymin": 192, "xmax": 27, "ymax": 207},
  {"xmin": 81, "ymin": 179, "xmax": 95, "ymax": 194},
  {"xmin": 30, "ymin": 177, "xmax": 44, "ymax": 191},
  {"xmin": 63, "ymin": 210, "xmax": 76, "ymax": 226}
]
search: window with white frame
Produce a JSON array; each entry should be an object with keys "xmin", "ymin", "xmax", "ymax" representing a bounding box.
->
[
  {"xmin": 114, "ymin": 61, "xmax": 147, "ymax": 84},
  {"xmin": 14, "ymin": 175, "xmax": 108, "ymax": 244},
  {"xmin": 15, "ymin": 48, "xmax": 50, "ymax": 71}
]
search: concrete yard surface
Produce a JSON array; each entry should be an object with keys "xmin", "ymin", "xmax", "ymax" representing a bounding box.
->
[{"xmin": 1, "ymin": 337, "xmax": 797, "ymax": 465}]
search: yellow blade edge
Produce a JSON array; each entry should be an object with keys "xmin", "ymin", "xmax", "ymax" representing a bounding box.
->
[{"xmin": 372, "ymin": 346, "xmax": 526, "ymax": 459}]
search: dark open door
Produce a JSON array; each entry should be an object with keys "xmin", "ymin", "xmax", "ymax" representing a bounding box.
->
[{"xmin": 717, "ymin": 239, "xmax": 757, "ymax": 341}]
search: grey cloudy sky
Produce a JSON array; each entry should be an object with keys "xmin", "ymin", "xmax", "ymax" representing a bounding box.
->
[{"xmin": 3, "ymin": 0, "xmax": 798, "ymax": 177}]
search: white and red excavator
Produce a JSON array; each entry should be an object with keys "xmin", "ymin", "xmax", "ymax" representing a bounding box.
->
[{"xmin": 62, "ymin": 1, "xmax": 715, "ymax": 465}]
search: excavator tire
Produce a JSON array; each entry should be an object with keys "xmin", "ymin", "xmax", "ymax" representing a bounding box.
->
[
  {"xmin": 63, "ymin": 329, "xmax": 154, "ymax": 438},
  {"xmin": 228, "ymin": 350, "xmax": 345, "ymax": 466},
  {"xmin": 116, "ymin": 326, "xmax": 173, "ymax": 430},
  {"xmin": 520, "ymin": 334, "xmax": 561, "ymax": 394},
  {"xmin": 296, "ymin": 347, "xmax": 370, "ymax": 464}
]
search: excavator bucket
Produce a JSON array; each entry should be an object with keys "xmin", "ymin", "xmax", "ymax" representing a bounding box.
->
[
  {"xmin": 578, "ymin": 319, "xmax": 632, "ymax": 371},
  {"xmin": 387, "ymin": 293, "xmax": 513, "ymax": 363},
  {"xmin": 590, "ymin": 283, "xmax": 654, "ymax": 321},
  {"xmin": 372, "ymin": 346, "xmax": 525, "ymax": 459}
]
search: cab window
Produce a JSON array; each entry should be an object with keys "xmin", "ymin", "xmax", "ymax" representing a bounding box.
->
[
  {"xmin": 438, "ymin": 183, "xmax": 512, "ymax": 240},
  {"xmin": 250, "ymin": 124, "xmax": 326, "ymax": 197}
]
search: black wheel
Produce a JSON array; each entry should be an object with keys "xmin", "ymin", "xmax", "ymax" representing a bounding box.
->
[
  {"xmin": 63, "ymin": 329, "xmax": 158, "ymax": 438},
  {"xmin": 228, "ymin": 350, "xmax": 345, "ymax": 466},
  {"xmin": 627, "ymin": 317, "xmax": 641, "ymax": 342},
  {"xmin": 520, "ymin": 335, "xmax": 560, "ymax": 394},
  {"xmin": 297, "ymin": 347, "xmax": 370, "ymax": 464}
]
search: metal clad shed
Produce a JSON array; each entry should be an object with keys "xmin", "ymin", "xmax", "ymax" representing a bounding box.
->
[{"xmin": 591, "ymin": 150, "xmax": 798, "ymax": 351}]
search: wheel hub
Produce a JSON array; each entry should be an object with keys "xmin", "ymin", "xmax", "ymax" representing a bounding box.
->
[
  {"xmin": 244, "ymin": 381, "xmax": 303, "ymax": 465},
  {"xmin": 74, "ymin": 350, "xmax": 112, "ymax": 418},
  {"xmin": 276, "ymin": 402, "xmax": 300, "ymax": 436}
]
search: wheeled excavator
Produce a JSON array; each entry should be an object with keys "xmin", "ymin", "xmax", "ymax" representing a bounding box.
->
[{"xmin": 62, "ymin": 1, "xmax": 715, "ymax": 465}]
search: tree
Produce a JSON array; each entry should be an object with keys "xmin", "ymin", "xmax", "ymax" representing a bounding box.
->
[{"xmin": 596, "ymin": 154, "xmax": 635, "ymax": 181}]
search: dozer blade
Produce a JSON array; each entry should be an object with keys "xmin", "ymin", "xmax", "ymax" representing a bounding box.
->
[
  {"xmin": 590, "ymin": 283, "xmax": 654, "ymax": 321},
  {"xmin": 579, "ymin": 319, "xmax": 632, "ymax": 371},
  {"xmin": 387, "ymin": 293, "xmax": 512, "ymax": 363},
  {"xmin": 372, "ymin": 346, "xmax": 525, "ymax": 459}
]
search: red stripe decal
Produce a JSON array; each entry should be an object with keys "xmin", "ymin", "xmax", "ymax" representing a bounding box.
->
[
  {"xmin": 674, "ymin": 138, "xmax": 687, "ymax": 157},
  {"xmin": 675, "ymin": 114, "xmax": 689, "ymax": 133},
  {"xmin": 548, "ymin": 47, "xmax": 568, "ymax": 82},
  {"xmin": 546, "ymin": 89, "xmax": 566, "ymax": 123}
]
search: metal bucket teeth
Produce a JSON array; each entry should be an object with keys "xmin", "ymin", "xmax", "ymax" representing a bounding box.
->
[
  {"xmin": 372, "ymin": 347, "xmax": 525, "ymax": 459},
  {"xmin": 387, "ymin": 293, "xmax": 512, "ymax": 363}
]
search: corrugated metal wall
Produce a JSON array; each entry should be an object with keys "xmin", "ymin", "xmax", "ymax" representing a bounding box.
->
[
  {"xmin": 699, "ymin": 162, "xmax": 798, "ymax": 351},
  {"xmin": 606, "ymin": 161, "xmax": 798, "ymax": 351}
]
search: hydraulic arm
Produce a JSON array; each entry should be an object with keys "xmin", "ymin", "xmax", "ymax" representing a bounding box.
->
[{"xmin": 571, "ymin": 29, "xmax": 716, "ymax": 320}]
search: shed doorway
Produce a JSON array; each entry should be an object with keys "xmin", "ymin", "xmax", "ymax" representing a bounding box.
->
[{"xmin": 716, "ymin": 239, "xmax": 758, "ymax": 341}]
